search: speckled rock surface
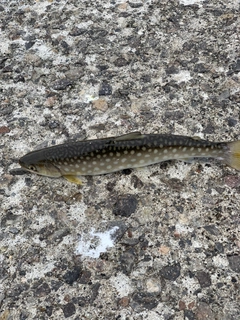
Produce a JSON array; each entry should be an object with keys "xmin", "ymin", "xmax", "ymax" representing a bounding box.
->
[{"xmin": 1, "ymin": 0, "xmax": 240, "ymax": 319}]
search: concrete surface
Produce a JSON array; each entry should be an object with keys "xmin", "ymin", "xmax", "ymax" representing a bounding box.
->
[{"xmin": 0, "ymin": 0, "xmax": 240, "ymax": 319}]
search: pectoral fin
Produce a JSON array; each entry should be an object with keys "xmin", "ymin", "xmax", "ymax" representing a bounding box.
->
[{"xmin": 63, "ymin": 175, "xmax": 82, "ymax": 185}]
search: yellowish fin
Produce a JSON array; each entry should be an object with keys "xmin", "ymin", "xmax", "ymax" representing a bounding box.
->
[
  {"xmin": 228, "ymin": 141, "xmax": 240, "ymax": 170},
  {"xmin": 63, "ymin": 175, "xmax": 82, "ymax": 185}
]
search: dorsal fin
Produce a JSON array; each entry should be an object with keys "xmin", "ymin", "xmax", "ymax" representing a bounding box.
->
[{"xmin": 114, "ymin": 131, "xmax": 144, "ymax": 141}]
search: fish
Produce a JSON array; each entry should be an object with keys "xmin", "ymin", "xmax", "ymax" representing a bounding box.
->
[{"xmin": 18, "ymin": 132, "xmax": 240, "ymax": 184}]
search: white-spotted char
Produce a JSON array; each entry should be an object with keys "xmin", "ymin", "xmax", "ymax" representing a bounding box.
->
[{"xmin": 18, "ymin": 132, "xmax": 240, "ymax": 184}]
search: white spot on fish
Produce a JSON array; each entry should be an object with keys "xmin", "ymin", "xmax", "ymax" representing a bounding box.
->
[
  {"xmin": 100, "ymin": 162, "xmax": 105, "ymax": 166},
  {"xmin": 109, "ymin": 152, "xmax": 113, "ymax": 156},
  {"xmin": 144, "ymin": 154, "xmax": 150, "ymax": 158},
  {"xmin": 106, "ymin": 158, "xmax": 111, "ymax": 162},
  {"xmin": 75, "ymin": 164, "xmax": 80, "ymax": 168},
  {"xmin": 163, "ymin": 149, "xmax": 168, "ymax": 154},
  {"xmin": 113, "ymin": 160, "xmax": 119, "ymax": 165},
  {"xmin": 139, "ymin": 159, "xmax": 145, "ymax": 164},
  {"xmin": 154, "ymin": 156, "xmax": 159, "ymax": 161},
  {"xmin": 153, "ymin": 149, "xmax": 158, "ymax": 154},
  {"xmin": 130, "ymin": 150, "xmax": 135, "ymax": 155},
  {"xmin": 65, "ymin": 168, "xmax": 69, "ymax": 172},
  {"xmin": 116, "ymin": 152, "xmax": 120, "ymax": 157},
  {"xmin": 190, "ymin": 147, "xmax": 194, "ymax": 151},
  {"xmin": 137, "ymin": 152, "xmax": 142, "ymax": 157},
  {"xmin": 121, "ymin": 158, "xmax": 127, "ymax": 163},
  {"xmin": 198, "ymin": 148, "xmax": 202, "ymax": 152},
  {"xmin": 148, "ymin": 149, "xmax": 152, "ymax": 152},
  {"xmin": 142, "ymin": 147, "xmax": 146, "ymax": 151},
  {"xmin": 124, "ymin": 150, "xmax": 128, "ymax": 155},
  {"xmin": 182, "ymin": 147, "xmax": 187, "ymax": 151},
  {"xmin": 97, "ymin": 154, "xmax": 101, "ymax": 159},
  {"xmin": 86, "ymin": 157, "xmax": 90, "ymax": 160},
  {"xmin": 206, "ymin": 148, "xmax": 209, "ymax": 151},
  {"xmin": 64, "ymin": 162, "xmax": 68, "ymax": 165},
  {"xmin": 83, "ymin": 161, "xmax": 87, "ymax": 165},
  {"xmin": 172, "ymin": 148, "xmax": 177, "ymax": 153},
  {"xmin": 106, "ymin": 165, "xmax": 112, "ymax": 170},
  {"xmin": 92, "ymin": 161, "xmax": 97, "ymax": 165},
  {"xmin": 131, "ymin": 158, "xmax": 137, "ymax": 162}
]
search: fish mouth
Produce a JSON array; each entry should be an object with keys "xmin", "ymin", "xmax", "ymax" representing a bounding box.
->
[{"xmin": 9, "ymin": 168, "xmax": 31, "ymax": 175}]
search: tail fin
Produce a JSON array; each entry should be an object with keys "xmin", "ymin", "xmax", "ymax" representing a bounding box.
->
[{"xmin": 227, "ymin": 141, "xmax": 240, "ymax": 170}]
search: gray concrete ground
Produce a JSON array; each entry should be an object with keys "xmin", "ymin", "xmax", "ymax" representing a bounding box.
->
[{"xmin": 0, "ymin": 0, "xmax": 240, "ymax": 319}]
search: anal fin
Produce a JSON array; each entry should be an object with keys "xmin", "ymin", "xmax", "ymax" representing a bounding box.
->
[{"xmin": 63, "ymin": 175, "xmax": 82, "ymax": 185}]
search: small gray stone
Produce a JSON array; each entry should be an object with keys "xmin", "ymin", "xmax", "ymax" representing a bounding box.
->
[
  {"xmin": 227, "ymin": 255, "xmax": 240, "ymax": 273},
  {"xmin": 62, "ymin": 302, "xmax": 76, "ymax": 318},
  {"xmin": 52, "ymin": 79, "xmax": 73, "ymax": 90},
  {"xmin": 112, "ymin": 194, "xmax": 138, "ymax": 217},
  {"xmin": 160, "ymin": 263, "xmax": 181, "ymax": 281}
]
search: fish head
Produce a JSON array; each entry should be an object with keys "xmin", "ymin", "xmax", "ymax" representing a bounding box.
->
[{"xmin": 19, "ymin": 159, "xmax": 62, "ymax": 177}]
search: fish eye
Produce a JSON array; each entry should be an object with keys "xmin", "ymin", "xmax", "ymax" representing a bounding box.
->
[{"xmin": 28, "ymin": 165, "xmax": 37, "ymax": 171}]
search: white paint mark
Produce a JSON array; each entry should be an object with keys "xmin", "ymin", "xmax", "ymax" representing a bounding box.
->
[
  {"xmin": 179, "ymin": 0, "xmax": 205, "ymax": 6},
  {"xmin": 75, "ymin": 227, "xmax": 119, "ymax": 258}
]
